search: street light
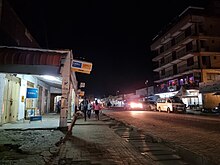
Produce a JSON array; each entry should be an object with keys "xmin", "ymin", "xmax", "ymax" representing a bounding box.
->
[
  {"xmin": 145, "ymin": 80, "xmax": 148, "ymax": 98},
  {"xmin": 116, "ymin": 90, "xmax": 120, "ymax": 96}
]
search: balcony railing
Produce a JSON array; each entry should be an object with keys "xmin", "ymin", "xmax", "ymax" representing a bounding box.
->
[
  {"xmin": 178, "ymin": 64, "xmax": 199, "ymax": 74},
  {"xmin": 156, "ymin": 30, "xmax": 196, "ymax": 57},
  {"xmin": 160, "ymin": 70, "xmax": 173, "ymax": 79},
  {"xmin": 157, "ymin": 64, "xmax": 200, "ymax": 80},
  {"xmin": 155, "ymin": 47, "xmax": 195, "ymax": 71}
]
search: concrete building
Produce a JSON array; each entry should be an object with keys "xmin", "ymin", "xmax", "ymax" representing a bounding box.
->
[{"xmin": 150, "ymin": 1, "xmax": 220, "ymax": 108}]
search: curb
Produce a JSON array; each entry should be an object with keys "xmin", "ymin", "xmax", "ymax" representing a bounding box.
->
[{"xmin": 1, "ymin": 127, "xmax": 59, "ymax": 131}]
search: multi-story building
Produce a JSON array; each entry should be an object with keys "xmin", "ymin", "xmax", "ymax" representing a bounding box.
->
[{"xmin": 150, "ymin": 1, "xmax": 220, "ymax": 108}]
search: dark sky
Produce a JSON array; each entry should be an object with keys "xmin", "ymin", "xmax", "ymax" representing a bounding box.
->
[{"xmin": 8, "ymin": 0, "xmax": 208, "ymax": 98}]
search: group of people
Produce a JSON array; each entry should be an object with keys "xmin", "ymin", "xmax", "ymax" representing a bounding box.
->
[{"xmin": 79, "ymin": 97, "xmax": 101, "ymax": 121}]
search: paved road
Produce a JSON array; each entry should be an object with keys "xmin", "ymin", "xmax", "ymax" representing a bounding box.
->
[{"xmin": 103, "ymin": 109, "xmax": 220, "ymax": 165}]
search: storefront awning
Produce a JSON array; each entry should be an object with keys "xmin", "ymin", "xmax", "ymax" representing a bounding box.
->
[
  {"xmin": 199, "ymin": 81, "xmax": 220, "ymax": 93},
  {"xmin": 175, "ymin": 86, "xmax": 198, "ymax": 98},
  {"xmin": 0, "ymin": 46, "xmax": 69, "ymax": 76}
]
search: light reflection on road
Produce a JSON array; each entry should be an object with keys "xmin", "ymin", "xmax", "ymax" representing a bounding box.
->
[{"xmin": 129, "ymin": 111, "xmax": 145, "ymax": 117}]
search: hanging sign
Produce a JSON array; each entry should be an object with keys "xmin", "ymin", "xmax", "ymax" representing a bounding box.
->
[{"xmin": 71, "ymin": 59, "xmax": 92, "ymax": 74}]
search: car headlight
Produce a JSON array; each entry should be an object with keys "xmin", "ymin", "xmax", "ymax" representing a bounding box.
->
[{"xmin": 130, "ymin": 102, "xmax": 143, "ymax": 108}]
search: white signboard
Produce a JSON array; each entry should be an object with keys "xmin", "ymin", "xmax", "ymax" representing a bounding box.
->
[{"xmin": 80, "ymin": 82, "xmax": 85, "ymax": 88}]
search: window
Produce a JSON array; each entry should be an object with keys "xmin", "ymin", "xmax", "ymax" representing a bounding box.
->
[
  {"xmin": 173, "ymin": 64, "xmax": 177, "ymax": 74},
  {"xmin": 160, "ymin": 46, "xmax": 164, "ymax": 53},
  {"xmin": 153, "ymin": 50, "xmax": 159, "ymax": 56},
  {"xmin": 171, "ymin": 38, "xmax": 175, "ymax": 46},
  {"xmin": 198, "ymin": 24, "xmax": 205, "ymax": 33},
  {"xmin": 200, "ymin": 40, "xmax": 206, "ymax": 48},
  {"xmin": 161, "ymin": 57, "xmax": 165, "ymax": 64},
  {"xmin": 164, "ymin": 41, "xmax": 171, "ymax": 51},
  {"xmin": 27, "ymin": 81, "xmax": 34, "ymax": 88},
  {"xmin": 202, "ymin": 56, "xmax": 210, "ymax": 66},
  {"xmin": 207, "ymin": 73, "xmax": 220, "ymax": 81},
  {"xmin": 185, "ymin": 27, "xmax": 192, "ymax": 37},
  {"xmin": 161, "ymin": 69, "xmax": 165, "ymax": 75},
  {"xmin": 179, "ymin": 79, "xmax": 184, "ymax": 86},
  {"xmin": 172, "ymin": 51, "xmax": 176, "ymax": 60},
  {"xmin": 186, "ymin": 42, "xmax": 193, "ymax": 51},
  {"xmin": 187, "ymin": 57, "xmax": 194, "ymax": 66}
]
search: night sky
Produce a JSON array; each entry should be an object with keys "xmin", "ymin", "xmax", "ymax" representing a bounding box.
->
[{"xmin": 8, "ymin": 0, "xmax": 208, "ymax": 97}]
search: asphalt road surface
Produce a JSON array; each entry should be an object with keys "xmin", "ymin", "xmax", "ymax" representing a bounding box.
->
[{"xmin": 103, "ymin": 109, "xmax": 220, "ymax": 165}]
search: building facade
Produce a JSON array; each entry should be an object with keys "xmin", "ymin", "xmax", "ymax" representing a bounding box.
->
[
  {"xmin": 0, "ymin": 0, "xmax": 78, "ymax": 127},
  {"xmin": 151, "ymin": 2, "xmax": 220, "ymax": 108}
]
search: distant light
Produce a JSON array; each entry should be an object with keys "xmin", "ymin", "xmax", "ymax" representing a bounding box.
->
[
  {"xmin": 41, "ymin": 75, "xmax": 62, "ymax": 83},
  {"xmin": 130, "ymin": 102, "xmax": 143, "ymax": 109}
]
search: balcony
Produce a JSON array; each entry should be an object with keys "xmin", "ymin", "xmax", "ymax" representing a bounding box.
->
[
  {"xmin": 154, "ymin": 64, "xmax": 200, "ymax": 83},
  {"xmin": 178, "ymin": 64, "xmax": 199, "ymax": 74},
  {"xmin": 152, "ymin": 30, "xmax": 195, "ymax": 62},
  {"xmin": 160, "ymin": 70, "xmax": 173, "ymax": 79},
  {"xmin": 153, "ymin": 50, "xmax": 195, "ymax": 72}
]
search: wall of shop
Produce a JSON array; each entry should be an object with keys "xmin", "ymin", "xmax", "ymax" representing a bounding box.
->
[
  {"xmin": 0, "ymin": 74, "xmax": 5, "ymax": 124},
  {"xmin": 17, "ymin": 74, "xmax": 37, "ymax": 120},
  {"xmin": 18, "ymin": 79, "xmax": 27, "ymax": 120},
  {"xmin": 37, "ymin": 79, "xmax": 50, "ymax": 114}
]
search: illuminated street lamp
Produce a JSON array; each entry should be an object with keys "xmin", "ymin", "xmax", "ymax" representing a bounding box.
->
[
  {"xmin": 145, "ymin": 80, "xmax": 148, "ymax": 97},
  {"xmin": 116, "ymin": 90, "xmax": 120, "ymax": 96}
]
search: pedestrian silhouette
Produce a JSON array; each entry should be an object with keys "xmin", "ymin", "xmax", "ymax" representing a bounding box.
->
[
  {"xmin": 93, "ymin": 100, "xmax": 101, "ymax": 120},
  {"xmin": 81, "ymin": 97, "xmax": 88, "ymax": 121}
]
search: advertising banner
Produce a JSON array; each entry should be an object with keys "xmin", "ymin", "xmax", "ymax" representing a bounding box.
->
[
  {"xmin": 71, "ymin": 59, "xmax": 92, "ymax": 74},
  {"xmin": 26, "ymin": 88, "xmax": 38, "ymax": 98}
]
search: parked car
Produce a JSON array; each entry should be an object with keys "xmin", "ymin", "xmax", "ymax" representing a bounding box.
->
[
  {"xmin": 212, "ymin": 106, "xmax": 220, "ymax": 113},
  {"xmin": 143, "ymin": 100, "xmax": 156, "ymax": 111},
  {"xmin": 156, "ymin": 97, "xmax": 186, "ymax": 113},
  {"xmin": 201, "ymin": 106, "xmax": 220, "ymax": 113}
]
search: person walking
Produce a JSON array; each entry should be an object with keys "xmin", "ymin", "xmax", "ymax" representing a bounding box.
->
[
  {"xmin": 87, "ymin": 100, "xmax": 92, "ymax": 119},
  {"xmin": 80, "ymin": 97, "xmax": 88, "ymax": 121},
  {"xmin": 56, "ymin": 100, "xmax": 61, "ymax": 113},
  {"xmin": 93, "ymin": 100, "xmax": 101, "ymax": 120}
]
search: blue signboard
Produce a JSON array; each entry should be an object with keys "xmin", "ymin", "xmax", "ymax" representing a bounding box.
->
[
  {"xmin": 72, "ymin": 61, "xmax": 82, "ymax": 68},
  {"xmin": 26, "ymin": 88, "xmax": 38, "ymax": 98}
]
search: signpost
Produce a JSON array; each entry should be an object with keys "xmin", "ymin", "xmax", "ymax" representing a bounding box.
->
[{"xmin": 71, "ymin": 59, "xmax": 92, "ymax": 74}]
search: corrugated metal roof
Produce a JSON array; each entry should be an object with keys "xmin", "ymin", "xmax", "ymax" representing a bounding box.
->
[{"xmin": 0, "ymin": 46, "xmax": 68, "ymax": 66}]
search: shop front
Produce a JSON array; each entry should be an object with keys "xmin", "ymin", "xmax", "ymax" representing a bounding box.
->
[
  {"xmin": 199, "ymin": 81, "xmax": 220, "ymax": 109},
  {"xmin": 0, "ymin": 46, "xmax": 78, "ymax": 128},
  {"xmin": 155, "ymin": 72, "xmax": 201, "ymax": 108}
]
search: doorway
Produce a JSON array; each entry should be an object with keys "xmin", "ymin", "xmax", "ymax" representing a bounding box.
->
[{"xmin": 2, "ymin": 75, "xmax": 20, "ymax": 123}]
